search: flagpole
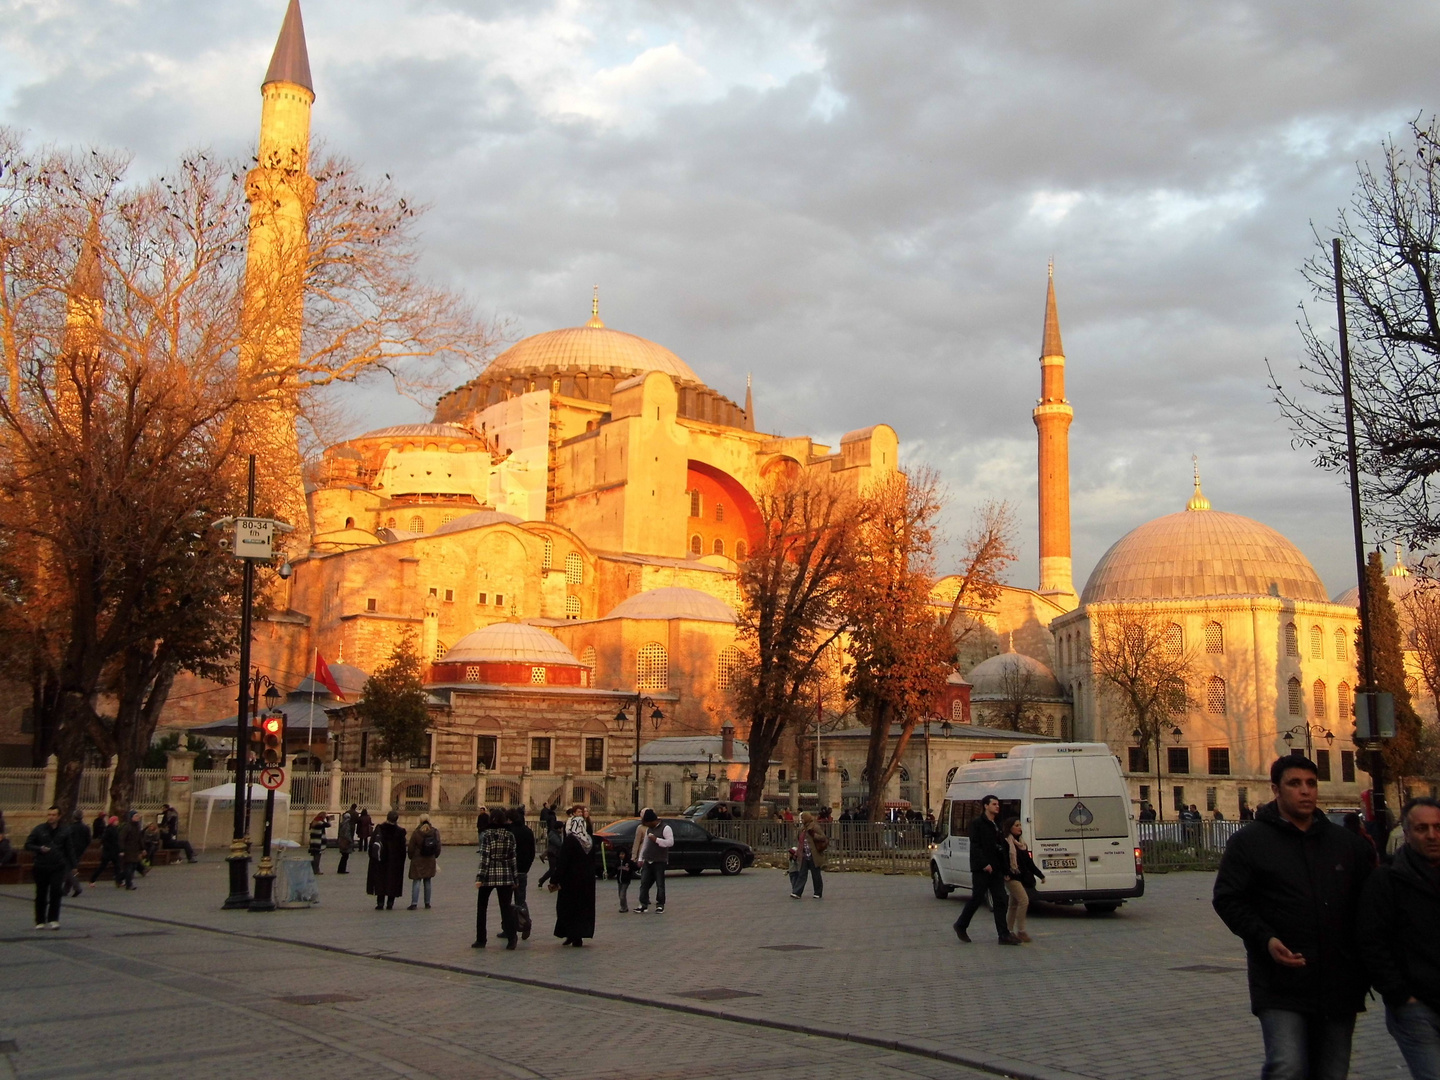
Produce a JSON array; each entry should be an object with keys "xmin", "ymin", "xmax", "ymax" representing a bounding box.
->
[{"xmin": 309, "ymin": 646, "xmax": 318, "ymax": 756}]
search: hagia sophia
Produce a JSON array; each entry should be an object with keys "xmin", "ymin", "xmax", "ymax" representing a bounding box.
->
[{"xmin": 7, "ymin": 1, "xmax": 1430, "ymax": 820}]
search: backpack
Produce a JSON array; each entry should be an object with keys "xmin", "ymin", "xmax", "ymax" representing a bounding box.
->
[
  {"xmin": 369, "ymin": 835, "xmax": 384, "ymax": 861},
  {"xmin": 419, "ymin": 830, "xmax": 439, "ymax": 858},
  {"xmin": 811, "ymin": 830, "xmax": 829, "ymax": 854}
]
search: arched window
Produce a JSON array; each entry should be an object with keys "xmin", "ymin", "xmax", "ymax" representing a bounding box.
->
[
  {"xmin": 1312, "ymin": 679, "xmax": 1327, "ymax": 719},
  {"xmin": 1310, "ymin": 625, "xmax": 1324, "ymax": 659},
  {"xmin": 580, "ymin": 646, "xmax": 597, "ymax": 677},
  {"xmin": 1207, "ymin": 676, "xmax": 1227, "ymax": 715},
  {"xmin": 434, "ymin": 640, "xmax": 448, "ymax": 661},
  {"xmin": 565, "ymin": 596, "xmax": 581, "ymax": 620},
  {"xmin": 715, "ymin": 502, "xmax": 725, "ymax": 522},
  {"xmin": 734, "ymin": 540, "xmax": 747, "ymax": 561},
  {"xmin": 637, "ymin": 643, "xmax": 668, "ymax": 691},
  {"xmin": 1165, "ymin": 624, "xmax": 1183, "ymax": 656},
  {"xmin": 565, "ymin": 551, "xmax": 583, "ymax": 584},
  {"xmin": 1406, "ymin": 675, "xmax": 1421, "ymax": 700},
  {"xmin": 344, "ymin": 516, "xmax": 355, "ymax": 528},
  {"xmin": 951, "ymin": 698, "xmax": 965, "ymax": 721},
  {"xmin": 1288, "ymin": 677, "xmax": 1302, "ymax": 716},
  {"xmin": 542, "ymin": 538, "xmax": 554, "ymax": 569},
  {"xmin": 1284, "ymin": 623, "xmax": 1299, "ymax": 657},
  {"xmin": 690, "ymin": 534, "xmax": 702, "ymax": 555},
  {"xmin": 441, "ymin": 513, "xmax": 455, "ymax": 525},
  {"xmin": 713, "ymin": 538, "xmax": 725, "ymax": 556},
  {"xmin": 689, "ymin": 490, "xmax": 701, "ymax": 518},
  {"xmin": 1338, "ymin": 681, "xmax": 1352, "ymax": 718},
  {"xmin": 1205, "ymin": 622, "xmax": 1223, "ymax": 654},
  {"xmin": 408, "ymin": 516, "xmax": 424, "ymax": 534},
  {"xmin": 385, "ymin": 517, "xmax": 397, "ymax": 530},
  {"xmin": 1334, "ymin": 628, "xmax": 1348, "ymax": 661},
  {"xmin": 716, "ymin": 646, "xmax": 742, "ymax": 690}
]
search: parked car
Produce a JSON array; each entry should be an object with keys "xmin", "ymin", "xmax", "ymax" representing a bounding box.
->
[
  {"xmin": 593, "ymin": 817, "xmax": 755, "ymax": 876},
  {"xmin": 681, "ymin": 800, "xmax": 780, "ymax": 821}
]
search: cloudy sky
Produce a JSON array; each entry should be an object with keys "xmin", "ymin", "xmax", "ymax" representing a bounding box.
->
[{"xmin": 3, "ymin": 0, "xmax": 1434, "ymax": 596}]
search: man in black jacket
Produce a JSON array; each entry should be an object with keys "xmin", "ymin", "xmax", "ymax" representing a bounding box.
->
[
  {"xmin": 1213, "ymin": 756, "xmax": 1372, "ymax": 1080},
  {"xmin": 953, "ymin": 795, "xmax": 1019, "ymax": 945},
  {"xmin": 1358, "ymin": 796, "xmax": 1440, "ymax": 1079},
  {"xmin": 507, "ymin": 806, "xmax": 537, "ymax": 940},
  {"xmin": 25, "ymin": 807, "xmax": 68, "ymax": 929}
]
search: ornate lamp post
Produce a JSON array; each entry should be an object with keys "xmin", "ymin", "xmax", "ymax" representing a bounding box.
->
[
  {"xmin": 614, "ymin": 695, "xmax": 664, "ymax": 816},
  {"xmin": 1282, "ymin": 724, "xmax": 1336, "ymax": 760}
]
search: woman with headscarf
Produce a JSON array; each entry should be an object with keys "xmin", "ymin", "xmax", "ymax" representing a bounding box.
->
[
  {"xmin": 366, "ymin": 810, "xmax": 407, "ymax": 910},
  {"xmin": 549, "ymin": 805, "xmax": 596, "ymax": 946}
]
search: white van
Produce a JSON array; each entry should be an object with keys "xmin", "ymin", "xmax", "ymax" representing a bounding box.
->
[{"xmin": 930, "ymin": 743, "xmax": 1143, "ymax": 912}]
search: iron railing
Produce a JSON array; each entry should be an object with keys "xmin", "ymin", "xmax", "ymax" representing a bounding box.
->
[
  {"xmin": 1137, "ymin": 819, "xmax": 1245, "ymax": 871},
  {"xmin": 705, "ymin": 819, "xmax": 932, "ymax": 872}
]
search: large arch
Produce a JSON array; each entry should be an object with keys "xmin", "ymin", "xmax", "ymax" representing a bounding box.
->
[{"xmin": 685, "ymin": 460, "xmax": 763, "ymax": 555}]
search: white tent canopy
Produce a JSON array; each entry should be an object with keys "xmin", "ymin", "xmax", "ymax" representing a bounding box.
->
[{"xmin": 189, "ymin": 783, "xmax": 291, "ymax": 852}]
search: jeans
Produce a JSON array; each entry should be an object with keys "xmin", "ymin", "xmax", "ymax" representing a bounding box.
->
[
  {"xmin": 618, "ymin": 866, "xmax": 634, "ymax": 910},
  {"xmin": 791, "ymin": 858, "xmax": 823, "ymax": 897},
  {"xmin": 337, "ymin": 850, "xmax": 350, "ymax": 874},
  {"xmin": 410, "ymin": 877, "xmax": 432, "ymax": 906},
  {"xmin": 311, "ymin": 849, "xmax": 323, "ymax": 874},
  {"xmin": 1257, "ymin": 1009, "xmax": 1355, "ymax": 1080},
  {"xmin": 639, "ymin": 862, "xmax": 666, "ymax": 908},
  {"xmin": 119, "ymin": 861, "xmax": 139, "ymax": 889},
  {"xmin": 163, "ymin": 837, "xmax": 195, "ymax": 861},
  {"xmin": 1387, "ymin": 1001, "xmax": 1440, "ymax": 1080},
  {"xmin": 475, "ymin": 885, "xmax": 515, "ymax": 942},
  {"xmin": 954, "ymin": 868, "xmax": 1009, "ymax": 939},
  {"xmin": 33, "ymin": 868, "xmax": 62, "ymax": 924},
  {"xmin": 90, "ymin": 853, "xmax": 120, "ymax": 884}
]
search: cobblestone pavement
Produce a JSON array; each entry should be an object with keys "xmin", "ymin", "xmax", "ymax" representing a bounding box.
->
[{"xmin": 0, "ymin": 856, "xmax": 1411, "ymax": 1080}]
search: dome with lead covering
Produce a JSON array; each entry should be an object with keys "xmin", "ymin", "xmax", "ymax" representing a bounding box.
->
[
  {"xmin": 432, "ymin": 510, "xmax": 523, "ymax": 535},
  {"xmin": 604, "ymin": 587, "xmax": 737, "ymax": 623},
  {"xmin": 442, "ymin": 623, "xmax": 583, "ymax": 667}
]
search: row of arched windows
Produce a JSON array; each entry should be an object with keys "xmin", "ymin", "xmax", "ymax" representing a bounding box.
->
[
  {"xmin": 1287, "ymin": 677, "xmax": 1353, "ymax": 720},
  {"xmin": 689, "ymin": 535, "xmax": 747, "ymax": 560},
  {"xmin": 1284, "ymin": 622, "xmax": 1348, "ymax": 661},
  {"xmin": 687, "ymin": 489, "xmax": 727, "ymax": 522}
]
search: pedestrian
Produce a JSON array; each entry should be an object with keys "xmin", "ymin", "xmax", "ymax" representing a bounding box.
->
[
  {"xmin": 473, "ymin": 808, "xmax": 517, "ymax": 949},
  {"xmin": 1001, "ymin": 816, "xmax": 1045, "ymax": 943},
  {"xmin": 61, "ymin": 810, "xmax": 88, "ymax": 897},
  {"xmin": 160, "ymin": 804, "xmax": 197, "ymax": 863},
  {"xmin": 117, "ymin": 810, "xmax": 144, "ymax": 890},
  {"xmin": 506, "ymin": 807, "xmax": 535, "ymax": 940},
  {"xmin": 789, "ymin": 811, "xmax": 827, "ymax": 899},
  {"xmin": 336, "ymin": 804, "xmax": 356, "ymax": 874},
  {"xmin": 953, "ymin": 794, "xmax": 1019, "ymax": 945},
  {"xmin": 406, "ymin": 815, "xmax": 441, "ymax": 909},
  {"xmin": 308, "ymin": 811, "xmax": 329, "ymax": 874},
  {"xmin": 550, "ymin": 807, "xmax": 595, "ymax": 946},
  {"xmin": 1341, "ymin": 812, "xmax": 1379, "ymax": 869},
  {"xmin": 357, "ymin": 807, "xmax": 374, "ymax": 853},
  {"xmin": 536, "ymin": 814, "xmax": 564, "ymax": 889},
  {"xmin": 539, "ymin": 800, "xmax": 558, "ymax": 833},
  {"xmin": 617, "ymin": 833, "xmax": 640, "ymax": 913},
  {"xmin": 24, "ymin": 806, "xmax": 67, "ymax": 929},
  {"xmin": 1213, "ymin": 755, "xmax": 1372, "ymax": 1080},
  {"xmin": 366, "ymin": 809, "xmax": 407, "ymax": 910},
  {"xmin": 634, "ymin": 807, "xmax": 673, "ymax": 914},
  {"xmin": 91, "ymin": 811, "xmax": 106, "ymax": 843},
  {"xmin": 1139, "ymin": 803, "xmax": 1157, "ymax": 822},
  {"xmin": 90, "ymin": 815, "xmax": 122, "ymax": 887},
  {"xmin": 1358, "ymin": 796, "xmax": 1440, "ymax": 1080}
]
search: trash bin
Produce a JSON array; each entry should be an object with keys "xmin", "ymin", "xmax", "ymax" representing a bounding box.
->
[{"xmin": 274, "ymin": 840, "xmax": 318, "ymax": 906}]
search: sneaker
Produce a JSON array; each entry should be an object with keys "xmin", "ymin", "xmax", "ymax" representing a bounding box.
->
[
  {"xmin": 34, "ymin": 923, "xmax": 45, "ymax": 930},
  {"xmin": 812, "ymin": 894, "xmax": 822, "ymax": 900},
  {"xmin": 789, "ymin": 892, "xmax": 802, "ymax": 899},
  {"xmin": 47, "ymin": 922, "xmax": 60, "ymax": 930},
  {"xmin": 634, "ymin": 907, "xmax": 648, "ymax": 914},
  {"xmin": 655, "ymin": 905, "xmax": 664, "ymax": 913}
]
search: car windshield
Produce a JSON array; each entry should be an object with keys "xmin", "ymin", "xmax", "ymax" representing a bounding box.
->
[{"xmin": 681, "ymin": 804, "xmax": 709, "ymax": 816}]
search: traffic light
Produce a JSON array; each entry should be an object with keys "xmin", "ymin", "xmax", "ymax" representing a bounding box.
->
[
  {"xmin": 248, "ymin": 713, "xmax": 265, "ymax": 761},
  {"xmin": 261, "ymin": 711, "xmax": 287, "ymax": 768}
]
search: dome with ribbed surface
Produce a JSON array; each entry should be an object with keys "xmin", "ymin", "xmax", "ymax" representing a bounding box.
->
[
  {"xmin": 484, "ymin": 326, "xmax": 701, "ymax": 385},
  {"xmin": 1082, "ymin": 509, "xmax": 1327, "ymax": 604},
  {"xmin": 432, "ymin": 510, "xmax": 522, "ymax": 535},
  {"xmin": 441, "ymin": 623, "xmax": 582, "ymax": 666},
  {"xmin": 604, "ymin": 587, "xmax": 737, "ymax": 623}
]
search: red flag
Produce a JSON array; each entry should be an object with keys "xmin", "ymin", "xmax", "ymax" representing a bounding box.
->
[{"xmin": 315, "ymin": 652, "xmax": 345, "ymax": 700}]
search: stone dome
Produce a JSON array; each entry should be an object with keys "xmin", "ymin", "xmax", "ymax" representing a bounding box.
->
[
  {"xmin": 604, "ymin": 587, "xmax": 737, "ymax": 623},
  {"xmin": 484, "ymin": 325, "xmax": 701, "ymax": 385},
  {"xmin": 441, "ymin": 623, "xmax": 582, "ymax": 666},
  {"xmin": 355, "ymin": 423, "xmax": 475, "ymax": 440},
  {"xmin": 966, "ymin": 652, "xmax": 1065, "ymax": 701},
  {"xmin": 432, "ymin": 509, "xmax": 523, "ymax": 535},
  {"xmin": 1081, "ymin": 505, "xmax": 1328, "ymax": 605}
]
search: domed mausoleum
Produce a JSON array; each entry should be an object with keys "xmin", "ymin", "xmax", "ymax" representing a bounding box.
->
[{"xmin": 966, "ymin": 645, "xmax": 1070, "ymax": 737}]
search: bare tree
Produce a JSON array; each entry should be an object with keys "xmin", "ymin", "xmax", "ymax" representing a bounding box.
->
[
  {"xmin": 1088, "ymin": 606, "xmax": 1199, "ymax": 821},
  {"xmin": 1401, "ymin": 577, "xmax": 1440, "ymax": 780},
  {"xmin": 938, "ymin": 501, "xmax": 1019, "ymax": 665},
  {"xmin": 993, "ymin": 659, "xmax": 1047, "ymax": 734}
]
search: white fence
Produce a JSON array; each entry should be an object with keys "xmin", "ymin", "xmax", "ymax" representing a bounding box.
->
[{"xmin": 0, "ymin": 769, "xmax": 46, "ymax": 809}]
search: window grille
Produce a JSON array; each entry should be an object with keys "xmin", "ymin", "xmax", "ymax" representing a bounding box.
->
[
  {"xmin": 715, "ymin": 502, "xmax": 725, "ymax": 522},
  {"xmin": 1312, "ymin": 680, "xmax": 1326, "ymax": 719},
  {"xmin": 1167, "ymin": 747, "xmax": 1190, "ymax": 774},
  {"xmin": 1288, "ymin": 677, "xmax": 1302, "ymax": 716},
  {"xmin": 1165, "ymin": 624, "xmax": 1184, "ymax": 655},
  {"xmin": 1207, "ymin": 676, "xmax": 1226, "ymax": 715},
  {"xmin": 465, "ymin": 665, "xmax": 480, "ymax": 682},
  {"xmin": 1315, "ymin": 750, "xmax": 1331, "ymax": 781},
  {"xmin": 951, "ymin": 699, "xmax": 964, "ymax": 721},
  {"xmin": 1285, "ymin": 622, "xmax": 1299, "ymax": 657},
  {"xmin": 638, "ymin": 643, "xmax": 669, "ymax": 691},
  {"xmin": 1207, "ymin": 747, "xmax": 1231, "ymax": 775},
  {"xmin": 441, "ymin": 514, "xmax": 454, "ymax": 525},
  {"xmin": 734, "ymin": 540, "xmax": 747, "ymax": 561},
  {"xmin": 584, "ymin": 738, "xmax": 605, "ymax": 773},
  {"xmin": 717, "ymin": 646, "xmax": 742, "ymax": 690},
  {"xmin": 713, "ymin": 538, "xmax": 725, "ymax": 556},
  {"xmin": 434, "ymin": 640, "xmax": 447, "ymax": 661},
  {"xmin": 565, "ymin": 552, "xmax": 583, "ymax": 584},
  {"xmin": 542, "ymin": 538, "xmax": 553, "ymax": 569},
  {"xmin": 1128, "ymin": 746, "xmax": 1149, "ymax": 773},
  {"xmin": 689, "ymin": 490, "xmax": 701, "ymax": 517},
  {"xmin": 1338, "ymin": 681, "xmax": 1351, "ymax": 718},
  {"xmin": 530, "ymin": 738, "xmax": 551, "ymax": 772},
  {"xmin": 565, "ymin": 596, "xmax": 581, "ymax": 620},
  {"xmin": 1310, "ymin": 625, "xmax": 1324, "ymax": 659},
  {"xmin": 580, "ymin": 646, "xmax": 597, "ymax": 674},
  {"xmin": 408, "ymin": 516, "xmax": 424, "ymax": 534},
  {"xmin": 531, "ymin": 666, "xmax": 546, "ymax": 685},
  {"xmin": 1334, "ymin": 628, "xmax": 1347, "ymax": 660},
  {"xmin": 690, "ymin": 535, "xmax": 702, "ymax": 555},
  {"xmin": 1205, "ymin": 622, "xmax": 1223, "ymax": 654}
]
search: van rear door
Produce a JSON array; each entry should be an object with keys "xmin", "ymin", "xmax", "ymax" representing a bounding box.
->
[
  {"xmin": 1028, "ymin": 758, "xmax": 1085, "ymax": 893},
  {"xmin": 1071, "ymin": 755, "xmax": 1136, "ymax": 892}
]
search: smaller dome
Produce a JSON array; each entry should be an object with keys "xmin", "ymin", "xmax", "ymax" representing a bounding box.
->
[
  {"xmin": 604, "ymin": 587, "xmax": 737, "ymax": 623},
  {"xmin": 433, "ymin": 510, "xmax": 523, "ymax": 535},
  {"xmin": 355, "ymin": 423, "xmax": 476, "ymax": 440},
  {"xmin": 442, "ymin": 623, "xmax": 582, "ymax": 666},
  {"xmin": 966, "ymin": 652, "xmax": 1065, "ymax": 701}
]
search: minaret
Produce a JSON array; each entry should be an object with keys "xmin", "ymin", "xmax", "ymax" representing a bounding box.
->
[
  {"xmin": 57, "ymin": 227, "xmax": 104, "ymax": 423},
  {"xmin": 1033, "ymin": 262, "xmax": 1075, "ymax": 598},
  {"xmin": 743, "ymin": 372, "xmax": 755, "ymax": 432},
  {"xmin": 241, "ymin": 0, "xmax": 314, "ymax": 537}
]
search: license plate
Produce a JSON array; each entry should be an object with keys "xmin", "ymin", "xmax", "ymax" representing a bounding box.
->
[{"xmin": 1042, "ymin": 857, "xmax": 1077, "ymax": 869}]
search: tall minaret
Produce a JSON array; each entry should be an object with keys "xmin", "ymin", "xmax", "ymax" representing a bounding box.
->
[
  {"xmin": 241, "ymin": 0, "xmax": 314, "ymax": 536},
  {"xmin": 1033, "ymin": 262, "xmax": 1075, "ymax": 599}
]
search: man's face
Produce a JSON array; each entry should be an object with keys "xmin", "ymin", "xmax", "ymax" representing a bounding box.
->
[
  {"xmin": 983, "ymin": 798, "xmax": 999, "ymax": 819},
  {"xmin": 1404, "ymin": 805, "xmax": 1440, "ymax": 864},
  {"xmin": 1271, "ymin": 768, "xmax": 1319, "ymax": 819},
  {"xmin": 46, "ymin": 809, "xmax": 59, "ymax": 826}
]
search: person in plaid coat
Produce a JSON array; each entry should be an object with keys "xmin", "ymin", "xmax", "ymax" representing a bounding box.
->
[{"xmin": 473, "ymin": 808, "xmax": 518, "ymax": 949}]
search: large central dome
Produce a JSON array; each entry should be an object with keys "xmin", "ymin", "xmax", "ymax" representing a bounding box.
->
[
  {"xmin": 485, "ymin": 324, "xmax": 700, "ymax": 385},
  {"xmin": 1081, "ymin": 498, "xmax": 1328, "ymax": 604}
]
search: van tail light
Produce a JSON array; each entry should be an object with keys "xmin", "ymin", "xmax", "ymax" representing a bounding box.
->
[{"xmin": 1134, "ymin": 847, "xmax": 1144, "ymax": 876}]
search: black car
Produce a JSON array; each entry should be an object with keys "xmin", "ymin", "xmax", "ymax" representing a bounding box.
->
[{"xmin": 593, "ymin": 817, "xmax": 754, "ymax": 876}]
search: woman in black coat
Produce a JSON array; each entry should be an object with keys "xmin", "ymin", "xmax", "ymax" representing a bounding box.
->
[
  {"xmin": 366, "ymin": 810, "xmax": 407, "ymax": 910},
  {"xmin": 550, "ymin": 812, "xmax": 596, "ymax": 946}
]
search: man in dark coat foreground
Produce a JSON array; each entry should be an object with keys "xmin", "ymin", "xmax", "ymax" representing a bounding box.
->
[
  {"xmin": 1358, "ymin": 796, "xmax": 1440, "ymax": 1079},
  {"xmin": 366, "ymin": 809, "xmax": 407, "ymax": 910},
  {"xmin": 953, "ymin": 794, "xmax": 1018, "ymax": 945},
  {"xmin": 1213, "ymin": 755, "xmax": 1372, "ymax": 1080}
]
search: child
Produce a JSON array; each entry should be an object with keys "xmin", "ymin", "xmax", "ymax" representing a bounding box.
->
[
  {"xmin": 786, "ymin": 846, "xmax": 800, "ymax": 897},
  {"xmin": 616, "ymin": 843, "xmax": 638, "ymax": 913}
]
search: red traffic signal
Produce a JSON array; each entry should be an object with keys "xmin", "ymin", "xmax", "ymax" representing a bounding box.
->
[
  {"xmin": 260, "ymin": 711, "xmax": 287, "ymax": 768},
  {"xmin": 248, "ymin": 713, "xmax": 265, "ymax": 759}
]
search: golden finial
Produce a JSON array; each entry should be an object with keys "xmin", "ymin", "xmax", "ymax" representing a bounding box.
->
[
  {"xmin": 1391, "ymin": 542, "xmax": 1410, "ymax": 578},
  {"xmin": 586, "ymin": 285, "xmax": 604, "ymax": 329},
  {"xmin": 1187, "ymin": 455, "xmax": 1211, "ymax": 512}
]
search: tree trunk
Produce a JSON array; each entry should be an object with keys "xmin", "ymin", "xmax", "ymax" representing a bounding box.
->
[
  {"xmin": 743, "ymin": 712, "xmax": 780, "ymax": 819},
  {"xmin": 862, "ymin": 702, "xmax": 892, "ymax": 822}
]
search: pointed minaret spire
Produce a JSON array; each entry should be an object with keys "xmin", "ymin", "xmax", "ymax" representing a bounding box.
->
[
  {"xmin": 1391, "ymin": 542, "xmax": 1410, "ymax": 578},
  {"xmin": 1187, "ymin": 455, "xmax": 1211, "ymax": 511},
  {"xmin": 1033, "ymin": 263, "xmax": 1075, "ymax": 600},
  {"xmin": 586, "ymin": 285, "xmax": 605, "ymax": 329},
  {"xmin": 743, "ymin": 372, "xmax": 755, "ymax": 432},
  {"xmin": 264, "ymin": 0, "xmax": 313, "ymax": 93}
]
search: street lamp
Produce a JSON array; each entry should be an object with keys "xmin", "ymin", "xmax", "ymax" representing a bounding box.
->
[
  {"xmin": 1282, "ymin": 724, "xmax": 1336, "ymax": 759},
  {"xmin": 615, "ymin": 694, "xmax": 664, "ymax": 816}
]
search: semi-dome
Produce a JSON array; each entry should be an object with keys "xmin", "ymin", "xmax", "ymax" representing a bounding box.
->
[
  {"xmin": 432, "ymin": 509, "xmax": 523, "ymax": 535},
  {"xmin": 442, "ymin": 623, "xmax": 582, "ymax": 666},
  {"xmin": 604, "ymin": 587, "xmax": 737, "ymax": 623},
  {"xmin": 485, "ymin": 325, "xmax": 701, "ymax": 385},
  {"xmin": 966, "ymin": 651, "xmax": 1065, "ymax": 701},
  {"xmin": 1081, "ymin": 482, "xmax": 1328, "ymax": 604}
]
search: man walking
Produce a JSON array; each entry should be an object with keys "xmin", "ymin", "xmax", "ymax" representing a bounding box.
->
[
  {"xmin": 1213, "ymin": 755, "xmax": 1372, "ymax": 1080},
  {"xmin": 1359, "ymin": 797, "xmax": 1440, "ymax": 1079},
  {"xmin": 24, "ymin": 807, "xmax": 68, "ymax": 929},
  {"xmin": 954, "ymin": 795, "xmax": 1019, "ymax": 945},
  {"xmin": 89, "ymin": 815, "xmax": 121, "ymax": 886},
  {"xmin": 473, "ymin": 808, "xmax": 518, "ymax": 949},
  {"xmin": 506, "ymin": 806, "xmax": 536, "ymax": 940},
  {"xmin": 635, "ymin": 808, "xmax": 673, "ymax": 914},
  {"xmin": 336, "ymin": 804, "xmax": 356, "ymax": 874}
]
